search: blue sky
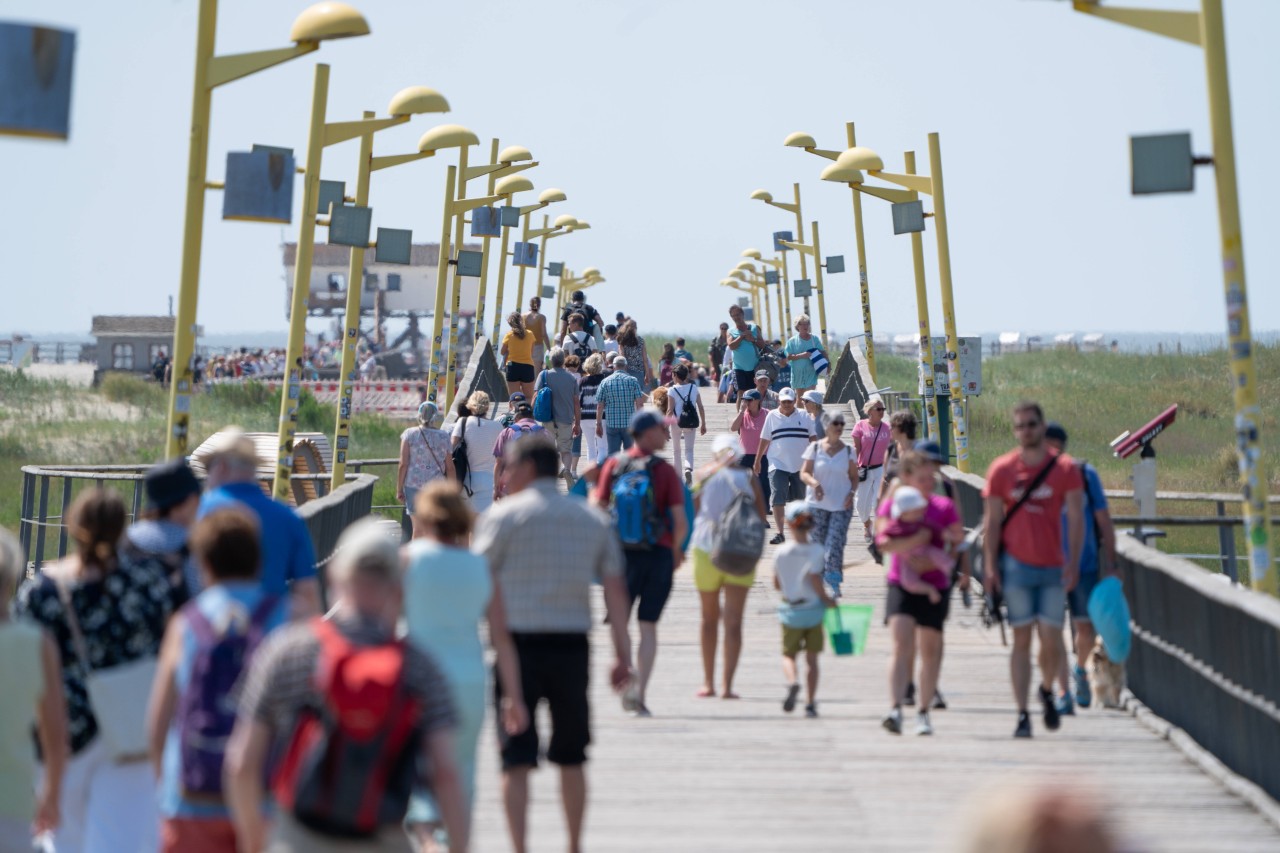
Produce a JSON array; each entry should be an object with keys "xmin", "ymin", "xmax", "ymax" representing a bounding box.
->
[{"xmin": 5, "ymin": 0, "xmax": 1279, "ymax": 339}]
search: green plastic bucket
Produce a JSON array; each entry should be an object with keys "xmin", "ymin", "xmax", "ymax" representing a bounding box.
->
[{"xmin": 824, "ymin": 603, "xmax": 873, "ymax": 656}]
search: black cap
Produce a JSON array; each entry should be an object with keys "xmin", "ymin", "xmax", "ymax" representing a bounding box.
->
[
  {"xmin": 144, "ymin": 458, "xmax": 201, "ymax": 512},
  {"xmin": 913, "ymin": 439, "xmax": 947, "ymax": 464},
  {"xmin": 1045, "ymin": 422, "xmax": 1068, "ymax": 445}
]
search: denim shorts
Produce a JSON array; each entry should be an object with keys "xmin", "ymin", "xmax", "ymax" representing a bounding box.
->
[
  {"xmin": 1067, "ymin": 570, "xmax": 1099, "ymax": 621},
  {"xmin": 1001, "ymin": 554, "xmax": 1065, "ymax": 628}
]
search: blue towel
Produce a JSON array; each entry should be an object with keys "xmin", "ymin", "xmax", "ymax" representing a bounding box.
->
[{"xmin": 808, "ymin": 348, "xmax": 830, "ymax": 375}]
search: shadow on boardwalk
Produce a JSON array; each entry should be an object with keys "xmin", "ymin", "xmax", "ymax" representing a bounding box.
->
[{"xmin": 472, "ymin": 395, "xmax": 1280, "ymax": 852}]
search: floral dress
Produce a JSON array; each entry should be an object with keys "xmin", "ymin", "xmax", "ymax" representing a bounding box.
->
[
  {"xmin": 622, "ymin": 336, "xmax": 647, "ymax": 384},
  {"xmin": 14, "ymin": 555, "xmax": 173, "ymax": 753},
  {"xmin": 401, "ymin": 426, "xmax": 451, "ymax": 496}
]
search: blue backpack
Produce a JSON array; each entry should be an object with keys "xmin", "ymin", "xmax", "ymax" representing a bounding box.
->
[
  {"xmin": 609, "ymin": 454, "xmax": 666, "ymax": 550},
  {"xmin": 533, "ymin": 371, "xmax": 555, "ymax": 422}
]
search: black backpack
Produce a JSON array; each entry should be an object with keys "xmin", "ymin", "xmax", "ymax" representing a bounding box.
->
[
  {"xmin": 568, "ymin": 331, "xmax": 593, "ymax": 360},
  {"xmin": 674, "ymin": 384, "xmax": 700, "ymax": 429},
  {"xmin": 452, "ymin": 417, "xmax": 473, "ymax": 496},
  {"xmin": 564, "ymin": 302, "xmax": 596, "ymax": 338}
]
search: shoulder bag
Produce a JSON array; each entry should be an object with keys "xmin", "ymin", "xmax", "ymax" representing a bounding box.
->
[{"xmin": 451, "ymin": 417, "xmax": 473, "ymax": 497}]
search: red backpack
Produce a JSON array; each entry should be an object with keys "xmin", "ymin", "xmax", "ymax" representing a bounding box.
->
[{"xmin": 272, "ymin": 619, "xmax": 423, "ymax": 837}]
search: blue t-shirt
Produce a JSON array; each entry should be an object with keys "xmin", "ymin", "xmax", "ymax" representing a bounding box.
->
[
  {"xmin": 1061, "ymin": 462, "xmax": 1108, "ymax": 574},
  {"xmin": 729, "ymin": 323, "xmax": 761, "ymax": 372},
  {"xmin": 199, "ymin": 482, "xmax": 317, "ymax": 596},
  {"xmin": 784, "ymin": 335, "xmax": 821, "ymax": 389}
]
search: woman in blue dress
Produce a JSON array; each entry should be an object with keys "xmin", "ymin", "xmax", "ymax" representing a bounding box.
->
[{"xmin": 403, "ymin": 481, "xmax": 527, "ymax": 850}]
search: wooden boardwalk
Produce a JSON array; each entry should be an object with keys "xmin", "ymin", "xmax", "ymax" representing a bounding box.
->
[{"xmin": 470, "ymin": 394, "xmax": 1280, "ymax": 851}]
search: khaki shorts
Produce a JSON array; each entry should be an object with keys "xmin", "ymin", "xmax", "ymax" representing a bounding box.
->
[
  {"xmin": 781, "ymin": 623, "xmax": 824, "ymax": 656},
  {"xmin": 541, "ymin": 420, "xmax": 575, "ymax": 453}
]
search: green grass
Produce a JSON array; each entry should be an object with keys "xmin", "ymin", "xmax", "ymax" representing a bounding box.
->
[{"xmin": 870, "ymin": 346, "xmax": 1280, "ymax": 574}]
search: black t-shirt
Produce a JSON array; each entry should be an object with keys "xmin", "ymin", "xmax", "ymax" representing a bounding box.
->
[{"xmin": 562, "ymin": 302, "xmax": 596, "ymax": 331}]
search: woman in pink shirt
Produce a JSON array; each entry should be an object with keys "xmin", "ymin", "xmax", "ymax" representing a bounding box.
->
[
  {"xmin": 852, "ymin": 397, "xmax": 893, "ymax": 542},
  {"xmin": 732, "ymin": 389, "xmax": 772, "ymax": 511}
]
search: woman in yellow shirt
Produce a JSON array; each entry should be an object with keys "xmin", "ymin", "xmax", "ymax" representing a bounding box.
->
[{"xmin": 501, "ymin": 312, "xmax": 537, "ymax": 398}]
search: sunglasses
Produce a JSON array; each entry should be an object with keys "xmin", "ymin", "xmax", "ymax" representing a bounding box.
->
[
  {"xmin": 1014, "ymin": 420, "xmax": 1042, "ymax": 430},
  {"xmin": 870, "ymin": 406, "xmax": 885, "ymax": 412}
]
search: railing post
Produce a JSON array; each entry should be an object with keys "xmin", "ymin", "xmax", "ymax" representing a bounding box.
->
[
  {"xmin": 1217, "ymin": 500, "xmax": 1239, "ymax": 582},
  {"xmin": 130, "ymin": 477, "xmax": 143, "ymax": 524},
  {"xmin": 19, "ymin": 471, "xmax": 35, "ymax": 570},
  {"xmin": 33, "ymin": 476, "xmax": 50, "ymax": 571},
  {"xmin": 57, "ymin": 478, "xmax": 72, "ymax": 561}
]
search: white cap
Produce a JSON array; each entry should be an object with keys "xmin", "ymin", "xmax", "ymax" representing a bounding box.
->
[
  {"xmin": 778, "ymin": 387, "xmax": 797, "ymax": 402},
  {"xmin": 711, "ymin": 433, "xmax": 744, "ymax": 462},
  {"xmin": 801, "ymin": 389, "xmax": 824, "ymax": 405},
  {"xmin": 890, "ymin": 486, "xmax": 928, "ymax": 520}
]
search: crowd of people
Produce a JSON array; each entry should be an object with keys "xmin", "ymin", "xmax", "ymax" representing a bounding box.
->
[{"xmin": 0, "ymin": 295, "xmax": 1122, "ymax": 852}]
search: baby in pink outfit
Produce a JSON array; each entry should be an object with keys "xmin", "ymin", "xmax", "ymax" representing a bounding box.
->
[{"xmin": 879, "ymin": 486, "xmax": 952, "ymax": 604}]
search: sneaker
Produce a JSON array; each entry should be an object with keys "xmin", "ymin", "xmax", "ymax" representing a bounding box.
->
[
  {"xmin": 621, "ymin": 680, "xmax": 641, "ymax": 714},
  {"xmin": 684, "ymin": 468, "xmax": 693, "ymax": 487},
  {"xmin": 1014, "ymin": 710, "xmax": 1032, "ymax": 739},
  {"xmin": 1073, "ymin": 665, "xmax": 1092, "ymax": 709},
  {"xmin": 783, "ymin": 683, "xmax": 800, "ymax": 714},
  {"xmin": 1055, "ymin": 692, "xmax": 1075, "ymax": 717},
  {"xmin": 903, "ymin": 682, "xmax": 916, "ymax": 707},
  {"xmin": 769, "ymin": 533, "xmax": 785, "ymax": 545},
  {"xmin": 633, "ymin": 703, "xmax": 652, "ymax": 718},
  {"xmin": 931, "ymin": 690, "xmax": 947, "ymax": 711},
  {"xmin": 915, "ymin": 711, "xmax": 933, "ymax": 736},
  {"xmin": 1039, "ymin": 685, "xmax": 1061, "ymax": 731},
  {"xmin": 882, "ymin": 707, "xmax": 903, "ymax": 735},
  {"xmin": 804, "ymin": 704, "xmax": 818, "ymax": 718}
]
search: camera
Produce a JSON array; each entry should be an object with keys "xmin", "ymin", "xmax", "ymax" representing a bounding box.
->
[{"xmin": 1111, "ymin": 404, "xmax": 1178, "ymax": 460}]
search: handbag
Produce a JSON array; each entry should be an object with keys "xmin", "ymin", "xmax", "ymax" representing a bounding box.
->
[
  {"xmin": 54, "ymin": 576, "xmax": 156, "ymax": 763},
  {"xmin": 451, "ymin": 417, "xmax": 473, "ymax": 497},
  {"xmin": 808, "ymin": 348, "xmax": 830, "ymax": 376}
]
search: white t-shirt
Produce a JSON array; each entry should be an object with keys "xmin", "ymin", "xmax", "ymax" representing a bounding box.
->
[
  {"xmin": 562, "ymin": 332, "xmax": 598, "ymax": 353},
  {"xmin": 451, "ymin": 416, "xmax": 504, "ymax": 475},
  {"xmin": 774, "ymin": 542, "xmax": 825, "ymax": 606},
  {"xmin": 690, "ymin": 466, "xmax": 754, "ymax": 553},
  {"xmin": 602, "ymin": 339, "xmax": 620, "ymax": 355},
  {"xmin": 760, "ymin": 408, "xmax": 814, "ymax": 473},
  {"xmin": 801, "ymin": 441, "xmax": 854, "ymax": 511}
]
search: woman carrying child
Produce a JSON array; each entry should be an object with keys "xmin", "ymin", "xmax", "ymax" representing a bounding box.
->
[{"xmin": 874, "ymin": 451, "xmax": 967, "ymax": 737}]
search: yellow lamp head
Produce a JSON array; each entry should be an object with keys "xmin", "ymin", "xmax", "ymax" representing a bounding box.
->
[
  {"xmin": 496, "ymin": 175, "xmax": 534, "ymax": 195},
  {"xmin": 418, "ymin": 123, "xmax": 479, "ymax": 153},
  {"xmin": 290, "ymin": 2, "xmax": 371, "ymax": 42},
  {"xmin": 720, "ymin": 279, "xmax": 739, "ymax": 287},
  {"xmin": 582, "ymin": 267, "xmax": 601, "ymax": 278},
  {"xmin": 741, "ymin": 248, "xmax": 762, "ymax": 260},
  {"xmin": 820, "ymin": 162, "xmax": 865, "ymax": 185},
  {"xmin": 572, "ymin": 220, "xmax": 590, "ymax": 230},
  {"xmin": 498, "ymin": 145, "xmax": 533, "ymax": 164},
  {"xmin": 735, "ymin": 261, "xmax": 755, "ymax": 272},
  {"xmin": 836, "ymin": 146, "xmax": 884, "ymax": 172},
  {"xmin": 539, "ymin": 188, "xmax": 567, "ymax": 204},
  {"xmin": 749, "ymin": 189, "xmax": 773, "ymax": 203},
  {"xmin": 729, "ymin": 270, "xmax": 747, "ymax": 282},
  {"xmin": 553, "ymin": 215, "xmax": 579, "ymax": 228},
  {"xmin": 783, "ymin": 131, "xmax": 817, "ymax": 149},
  {"xmin": 386, "ymin": 86, "xmax": 449, "ymax": 117}
]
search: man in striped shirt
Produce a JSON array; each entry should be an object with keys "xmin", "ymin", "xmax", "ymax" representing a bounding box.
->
[{"xmin": 753, "ymin": 388, "xmax": 816, "ymax": 543}]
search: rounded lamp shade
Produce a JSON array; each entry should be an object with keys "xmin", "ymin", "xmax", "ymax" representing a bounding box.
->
[
  {"xmin": 539, "ymin": 188, "xmax": 567, "ymax": 203},
  {"xmin": 582, "ymin": 267, "xmax": 601, "ymax": 278},
  {"xmin": 553, "ymin": 214, "xmax": 579, "ymax": 228},
  {"xmin": 783, "ymin": 131, "xmax": 817, "ymax": 148},
  {"xmin": 387, "ymin": 86, "xmax": 449, "ymax": 116},
  {"xmin": 498, "ymin": 145, "xmax": 533, "ymax": 163},
  {"xmin": 820, "ymin": 162, "xmax": 865, "ymax": 184},
  {"xmin": 572, "ymin": 220, "xmax": 590, "ymax": 230},
  {"xmin": 291, "ymin": 2, "xmax": 371, "ymax": 42},
  {"xmin": 418, "ymin": 123, "xmax": 478, "ymax": 152},
  {"xmin": 741, "ymin": 248, "xmax": 762, "ymax": 259},
  {"xmin": 496, "ymin": 175, "xmax": 534, "ymax": 194},
  {"xmin": 729, "ymin": 271, "xmax": 747, "ymax": 281},
  {"xmin": 836, "ymin": 146, "xmax": 884, "ymax": 171},
  {"xmin": 749, "ymin": 189, "xmax": 773, "ymax": 202}
]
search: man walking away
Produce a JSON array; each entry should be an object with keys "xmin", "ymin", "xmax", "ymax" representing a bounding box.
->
[
  {"xmin": 754, "ymin": 389, "xmax": 815, "ymax": 544},
  {"xmin": 595, "ymin": 355, "xmax": 646, "ymax": 455},
  {"xmin": 533, "ymin": 348, "xmax": 582, "ymax": 485},
  {"xmin": 475, "ymin": 437, "xmax": 634, "ymax": 853},
  {"xmin": 593, "ymin": 409, "xmax": 688, "ymax": 718},
  {"xmin": 1044, "ymin": 422, "xmax": 1117, "ymax": 715},
  {"xmin": 982, "ymin": 402, "xmax": 1084, "ymax": 739}
]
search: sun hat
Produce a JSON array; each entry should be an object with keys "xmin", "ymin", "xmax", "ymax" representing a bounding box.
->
[
  {"xmin": 712, "ymin": 433, "xmax": 744, "ymax": 462},
  {"xmin": 629, "ymin": 408, "xmax": 665, "ymax": 436},
  {"xmin": 778, "ymin": 388, "xmax": 797, "ymax": 402},
  {"xmin": 801, "ymin": 390, "xmax": 824, "ymax": 405},
  {"xmin": 891, "ymin": 486, "xmax": 929, "ymax": 520}
]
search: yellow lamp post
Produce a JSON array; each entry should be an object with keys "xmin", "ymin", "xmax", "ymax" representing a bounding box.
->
[
  {"xmin": 471, "ymin": 143, "xmax": 537, "ymax": 343},
  {"xmin": 326, "ymin": 87, "xmax": 450, "ymax": 492},
  {"xmin": 556, "ymin": 268, "xmax": 603, "ymax": 318},
  {"xmin": 750, "ymin": 184, "xmax": 811, "ymax": 318},
  {"xmin": 829, "ymin": 136, "xmax": 969, "ymax": 472},
  {"xmin": 726, "ymin": 271, "xmax": 763, "ymax": 335},
  {"xmin": 743, "ymin": 249, "xmax": 789, "ymax": 338},
  {"xmin": 276, "ymin": 64, "xmax": 448, "ymax": 499},
  {"xmin": 1064, "ymin": 2, "xmax": 1272, "ymax": 593},
  {"xmin": 165, "ymin": 1, "xmax": 369, "ymax": 459},
  {"xmin": 539, "ymin": 217, "xmax": 591, "ymax": 297},
  {"xmin": 491, "ymin": 185, "xmax": 566, "ymax": 342},
  {"xmin": 785, "ymin": 125, "xmax": 878, "ymax": 379},
  {"xmin": 720, "ymin": 279, "xmax": 759, "ymax": 329},
  {"xmin": 776, "ymin": 226, "xmax": 832, "ymax": 351},
  {"xmin": 514, "ymin": 214, "xmax": 570, "ymax": 321},
  {"xmin": 734, "ymin": 262, "xmax": 773, "ymax": 341}
]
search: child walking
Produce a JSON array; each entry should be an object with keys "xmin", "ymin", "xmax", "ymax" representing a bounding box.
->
[{"xmin": 774, "ymin": 501, "xmax": 836, "ymax": 717}]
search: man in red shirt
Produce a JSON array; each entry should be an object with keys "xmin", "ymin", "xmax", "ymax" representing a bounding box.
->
[
  {"xmin": 982, "ymin": 401, "xmax": 1084, "ymax": 739},
  {"xmin": 592, "ymin": 409, "xmax": 687, "ymax": 718}
]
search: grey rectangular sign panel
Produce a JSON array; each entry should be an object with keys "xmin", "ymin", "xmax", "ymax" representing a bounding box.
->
[
  {"xmin": 773, "ymin": 231, "xmax": 793, "ymax": 252},
  {"xmin": 891, "ymin": 200, "xmax": 925, "ymax": 235},
  {"xmin": 1131, "ymin": 132, "xmax": 1194, "ymax": 195},
  {"xmin": 471, "ymin": 206, "xmax": 501, "ymax": 237},
  {"xmin": 825, "ymin": 255, "xmax": 845, "ymax": 274},
  {"xmin": 223, "ymin": 149, "xmax": 295, "ymax": 223},
  {"xmin": 328, "ymin": 204, "xmax": 373, "ymax": 247},
  {"xmin": 793, "ymin": 278, "xmax": 812, "ymax": 297},
  {"xmin": 375, "ymin": 227, "xmax": 412, "ymax": 264},
  {"xmin": 513, "ymin": 242, "xmax": 538, "ymax": 267},
  {"xmin": 456, "ymin": 250, "xmax": 483, "ymax": 277},
  {"xmin": 317, "ymin": 180, "xmax": 345, "ymax": 216},
  {"xmin": 0, "ymin": 23, "xmax": 75, "ymax": 140}
]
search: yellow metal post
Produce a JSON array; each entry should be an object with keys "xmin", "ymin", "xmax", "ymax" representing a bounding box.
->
[
  {"xmin": 791, "ymin": 183, "xmax": 810, "ymax": 319},
  {"xmin": 491, "ymin": 209, "xmax": 514, "ymax": 343},
  {"xmin": 1199, "ymin": 0, "xmax": 1272, "ymax": 589},
  {"xmin": 779, "ymin": 251, "xmax": 793, "ymax": 335},
  {"xmin": 905, "ymin": 151, "xmax": 940, "ymax": 443},
  {"xmin": 443, "ymin": 146, "xmax": 471, "ymax": 410},
  {"xmin": 536, "ymin": 213, "xmax": 550, "ymax": 296},
  {"xmin": 927, "ymin": 132, "xmax": 969, "ymax": 473},
  {"xmin": 811, "ymin": 221, "xmax": 829, "ymax": 351},
  {"xmin": 474, "ymin": 137, "xmax": 499, "ymax": 342},
  {"xmin": 514, "ymin": 212, "xmax": 532, "ymax": 319},
  {"xmin": 274, "ymin": 63, "xmax": 331, "ymax": 500},
  {"xmin": 424, "ymin": 166, "xmax": 457, "ymax": 403},
  {"xmin": 772, "ymin": 257, "xmax": 787, "ymax": 342},
  {"xmin": 330, "ymin": 110, "xmax": 375, "ymax": 491},
  {"xmin": 846, "ymin": 122, "xmax": 877, "ymax": 380},
  {"xmin": 758, "ymin": 276, "xmax": 774, "ymax": 341},
  {"xmin": 165, "ymin": 0, "xmax": 218, "ymax": 458}
]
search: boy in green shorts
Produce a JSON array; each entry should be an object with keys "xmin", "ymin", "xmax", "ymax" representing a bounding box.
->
[{"xmin": 774, "ymin": 501, "xmax": 836, "ymax": 717}]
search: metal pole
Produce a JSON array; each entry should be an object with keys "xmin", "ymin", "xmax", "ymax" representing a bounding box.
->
[
  {"xmin": 811, "ymin": 221, "xmax": 829, "ymax": 351},
  {"xmin": 424, "ymin": 166, "xmax": 457, "ymax": 403},
  {"xmin": 273, "ymin": 63, "xmax": 330, "ymax": 500},
  {"xmin": 846, "ymin": 122, "xmax": 876, "ymax": 380},
  {"xmin": 165, "ymin": 0, "xmax": 217, "ymax": 458},
  {"xmin": 491, "ymin": 210, "xmax": 514, "ymax": 343},
  {"xmin": 772, "ymin": 257, "xmax": 786, "ymax": 342},
  {"xmin": 927, "ymin": 132, "xmax": 970, "ymax": 473},
  {"xmin": 444, "ymin": 146, "xmax": 471, "ymax": 410},
  {"xmin": 905, "ymin": 150, "xmax": 940, "ymax": 443},
  {"xmin": 779, "ymin": 251, "xmax": 794, "ymax": 334},
  {"xmin": 536, "ymin": 213, "xmax": 549, "ymax": 296},
  {"xmin": 330, "ymin": 110, "xmax": 375, "ymax": 491},
  {"xmin": 792, "ymin": 182, "xmax": 810, "ymax": 318},
  {"xmin": 474, "ymin": 137, "xmax": 500, "ymax": 341},
  {"xmin": 759, "ymin": 277, "xmax": 773, "ymax": 342},
  {"xmin": 1201, "ymin": 0, "xmax": 1272, "ymax": 591},
  {"xmin": 514, "ymin": 211, "xmax": 532, "ymax": 318}
]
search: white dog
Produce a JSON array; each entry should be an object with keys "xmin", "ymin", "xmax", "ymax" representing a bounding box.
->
[{"xmin": 1087, "ymin": 637, "xmax": 1126, "ymax": 709}]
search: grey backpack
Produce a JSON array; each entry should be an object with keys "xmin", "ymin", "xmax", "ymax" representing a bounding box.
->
[{"xmin": 710, "ymin": 480, "xmax": 766, "ymax": 576}]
